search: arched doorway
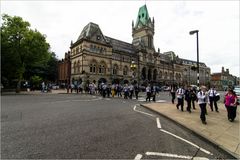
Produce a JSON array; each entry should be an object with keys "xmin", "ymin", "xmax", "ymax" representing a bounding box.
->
[
  {"xmin": 98, "ymin": 78, "xmax": 107, "ymax": 84},
  {"xmin": 142, "ymin": 67, "xmax": 146, "ymax": 80},
  {"xmin": 148, "ymin": 68, "xmax": 152, "ymax": 81},
  {"xmin": 153, "ymin": 69, "xmax": 157, "ymax": 81}
]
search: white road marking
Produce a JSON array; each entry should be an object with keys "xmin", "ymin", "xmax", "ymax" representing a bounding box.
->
[
  {"xmin": 156, "ymin": 100, "xmax": 167, "ymax": 103},
  {"xmin": 134, "ymin": 154, "xmax": 143, "ymax": 160},
  {"xmin": 160, "ymin": 129, "xmax": 213, "ymax": 155},
  {"xmin": 145, "ymin": 152, "xmax": 192, "ymax": 159},
  {"xmin": 49, "ymin": 97, "xmax": 102, "ymax": 103},
  {"xmin": 137, "ymin": 98, "xmax": 146, "ymax": 102},
  {"xmin": 156, "ymin": 117, "xmax": 161, "ymax": 128},
  {"xmin": 133, "ymin": 105, "xmax": 155, "ymax": 117},
  {"xmin": 105, "ymin": 98, "xmax": 111, "ymax": 100}
]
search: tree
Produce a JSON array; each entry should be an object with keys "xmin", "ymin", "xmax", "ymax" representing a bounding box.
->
[{"xmin": 1, "ymin": 14, "xmax": 52, "ymax": 92}]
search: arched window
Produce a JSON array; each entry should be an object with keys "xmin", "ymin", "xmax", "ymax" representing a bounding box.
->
[
  {"xmin": 164, "ymin": 72, "xmax": 168, "ymax": 79},
  {"xmin": 113, "ymin": 64, "xmax": 118, "ymax": 75},
  {"xmin": 123, "ymin": 66, "xmax": 128, "ymax": 76},
  {"xmin": 90, "ymin": 60, "xmax": 97, "ymax": 73},
  {"xmin": 73, "ymin": 62, "xmax": 77, "ymax": 74},
  {"xmin": 159, "ymin": 71, "xmax": 162, "ymax": 78},
  {"xmin": 77, "ymin": 61, "xmax": 80, "ymax": 73}
]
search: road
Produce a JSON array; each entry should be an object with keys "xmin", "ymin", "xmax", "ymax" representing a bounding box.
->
[{"xmin": 1, "ymin": 92, "xmax": 234, "ymax": 159}]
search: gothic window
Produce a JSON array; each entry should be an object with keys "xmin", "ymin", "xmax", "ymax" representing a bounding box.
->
[
  {"xmin": 73, "ymin": 62, "xmax": 77, "ymax": 74},
  {"xmin": 113, "ymin": 64, "xmax": 118, "ymax": 75},
  {"xmin": 159, "ymin": 71, "xmax": 162, "ymax": 78},
  {"xmin": 164, "ymin": 72, "xmax": 168, "ymax": 79},
  {"xmin": 76, "ymin": 47, "xmax": 79, "ymax": 54},
  {"xmin": 77, "ymin": 61, "xmax": 80, "ymax": 73},
  {"xmin": 90, "ymin": 60, "xmax": 97, "ymax": 73},
  {"xmin": 123, "ymin": 66, "xmax": 128, "ymax": 76}
]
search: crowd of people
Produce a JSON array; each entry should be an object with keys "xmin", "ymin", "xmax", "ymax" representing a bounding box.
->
[
  {"xmin": 47, "ymin": 81, "xmax": 238, "ymax": 125},
  {"xmin": 170, "ymin": 85, "xmax": 238, "ymax": 125}
]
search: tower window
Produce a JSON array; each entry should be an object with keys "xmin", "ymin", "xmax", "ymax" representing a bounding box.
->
[
  {"xmin": 138, "ymin": 15, "xmax": 140, "ymax": 19},
  {"xmin": 142, "ymin": 13, "xmax": 144, "ymax": 17}
]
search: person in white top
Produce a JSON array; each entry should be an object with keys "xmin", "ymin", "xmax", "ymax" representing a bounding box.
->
[
  {"xmin": 197, "ymin": 86, "xmax": 209, "ymax": 124},
  {"xmin": 146, "ymin": 84, "xmax": 151, "ymax": 102},
  {"xmin": 176, "ymin": 86, "xmax": 185, "ymax": 111},
  {"xmin": 208, "ymin": 86, "xmax": 219, "ymax": 112}
]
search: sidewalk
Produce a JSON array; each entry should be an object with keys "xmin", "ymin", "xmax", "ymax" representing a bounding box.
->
[
  {"xmin": 141, "ymin": 102, "xmax": 240, "ymax": 158},
  {"xmin": 1, "ymin": 89, "xmax": 68, "ymax": 95}
]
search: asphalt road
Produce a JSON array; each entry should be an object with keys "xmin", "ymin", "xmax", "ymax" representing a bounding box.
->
[{"xmin": 1, "ymin": 92, "xmax": 234, "ymax": 159}]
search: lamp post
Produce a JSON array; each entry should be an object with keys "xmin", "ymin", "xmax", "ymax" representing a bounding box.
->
[
  {"xmin": 130, "ymin": 60, "xmax": 137, "ymax": 84},
  {"xmin": 189, "ymin": 30, "xmax": 199, "ymax": 87}
]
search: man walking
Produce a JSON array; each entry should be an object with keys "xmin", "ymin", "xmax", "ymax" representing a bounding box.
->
[
  {"xmin": 208, "ymin": 86, "xmax": 219, "ymax": 112},
  {"xmin": 146, "ymin": 84, "xmax": 151, "ymax": 102},
  {"xmin": 176, "ymin": 86, "xmax": 185, "ymax": 111}
]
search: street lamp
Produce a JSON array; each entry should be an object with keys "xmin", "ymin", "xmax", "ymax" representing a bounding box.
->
[
  {"xmin": 130, "ymin": 60, "xmax": 137, "ymax": 84},
  {"xmin": 189, "ymin": 30, "xmax": 200, "ymax": 87}
]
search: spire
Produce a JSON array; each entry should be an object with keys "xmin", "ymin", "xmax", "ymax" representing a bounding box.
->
[{"xmin": 135, "ymin": 4, "xmax": 150, "ymax": 27}]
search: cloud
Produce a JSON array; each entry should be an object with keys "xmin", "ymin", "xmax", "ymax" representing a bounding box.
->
[{"xmin": 1, "ymin": 0, "xmax": 239, "ymax": 76}]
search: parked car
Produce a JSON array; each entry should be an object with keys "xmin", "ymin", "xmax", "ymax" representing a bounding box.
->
[
  {"xmin": 234, "ymin": 86, "xmax": 240, "ymax": 103},
  {"xmin": 51, "ymin": 85, "xmax": 60, "ymax": 90}
]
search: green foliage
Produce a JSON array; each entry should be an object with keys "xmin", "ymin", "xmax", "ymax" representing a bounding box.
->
[
  {"xmin": 1, "ymin": 14, "xmax": 57, "ymax": 89},
  {"xmin": 30, "ymin": 75, "xmax": 42, "ymax": 86}
]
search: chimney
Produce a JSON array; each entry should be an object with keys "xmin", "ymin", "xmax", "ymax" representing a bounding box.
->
[
  {"xmin": 222, "ymin": 67, "xmax": 224, "ymax": 72},
  {"xmin": 226, "ymin": 69, "xmax": 229, "ymax": 74}
]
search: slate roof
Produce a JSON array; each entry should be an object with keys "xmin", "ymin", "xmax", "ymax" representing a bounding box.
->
[{"xmin": 105, "ymin": 36, "xmax": 135, "ymax": 54}]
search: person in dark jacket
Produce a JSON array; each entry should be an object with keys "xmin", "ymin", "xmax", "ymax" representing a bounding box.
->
[
  {"xmin": 170, "ymin": 85, "xmax": 176, "ymax": 104},
  {"xmin": 185, "ymin": 86, "xmax": 192, "ymax": 113}
]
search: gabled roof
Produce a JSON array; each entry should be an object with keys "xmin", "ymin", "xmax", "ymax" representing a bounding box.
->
[{"xmin": 105, "ymin": 36, "xmax": 135, "ymax": 54}]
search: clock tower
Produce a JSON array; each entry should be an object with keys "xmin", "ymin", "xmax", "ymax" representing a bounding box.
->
[{"xmin": 132, "ymin": 4, "xmax": 155, "ymax": 52}]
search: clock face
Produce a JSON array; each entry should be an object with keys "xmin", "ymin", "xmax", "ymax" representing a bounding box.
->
[{"xmin": 97, "ymin": 35, "xmax": 101, "ymax": 40}]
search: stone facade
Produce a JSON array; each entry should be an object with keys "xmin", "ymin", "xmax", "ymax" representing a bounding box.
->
[
  {"xmin": 68, "ymin": 5, "xmax": 211, "ymax": 87},
  {"xmin": 211, "ymin": 67, "xmax": 237, "ymax": 90},
  {"xmin": 58, "ymin": 52, "xmax": 71, "ymax": 86}
]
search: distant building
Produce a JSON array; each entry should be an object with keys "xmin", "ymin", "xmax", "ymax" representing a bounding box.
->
[
  {"xmin": 211, "ymin": 67, "xmax": 236, "ymax": 90},
  {"xmin": 58, "ymin": 51, "xmax": 71, "ymax": 87},
  {"xmin": 67, "ymin": 4, "xmax": 211, "ymax": 88}
]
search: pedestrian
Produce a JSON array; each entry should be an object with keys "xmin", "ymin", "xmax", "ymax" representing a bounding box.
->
[
  {"xmin": 123, "ymin": 84, "xmax": 129, "ymax": 99},
  {"xmin": 41, "ymin": 81, "xmax": 45, "ymax": 92},
  {"xmin": 146, "ymin": 84, "xmax": 151, "ymax": 102},
  {"xmin": 117, "ymin": 84, "xmax": 122, "ymax": 97},
  {"xmin": 185, "ymin": 86, "xmax": 192, "ymax": 113},
  {"xmin": 197, "ymin": 86, "xmax": 208, "ymax": 124},
  {"xmin": 134, "ymin": 85, "xmax": 139, "ymax": 100},
  {"xmin": 191, "ymin": 87, "xmax": 197, "ymax": 109},
  {"xmin": 111, "ymin": 84, "xmax": 116, "ymax": 97},
  {"xmin": 129, "ymin": 84, "xmax": 134, "ymax": 99},
  {"xmin": 102, "ymin": 83, "xmax": 107, "ymax": 98},
  {"xmin": 176, "ymin": 86, "xmax": 185, "ymax": 111},
  {"xmin": 208, "ymin": 86, "xmax": 219, "ymax": 112},
  {"xmin": 224, "ymin": 88, "xmax": 238, "ymax": 122},
  {"xmin": 170, "ymin": 85, "xmax": 176, "ymax": 104},
  {"xmin": 152, "ymin": 85, "xmax": 157, "ymax": 102},
  {"xmin": 107, "ymin": 84, "xmax": 111, "ymax": 98}
]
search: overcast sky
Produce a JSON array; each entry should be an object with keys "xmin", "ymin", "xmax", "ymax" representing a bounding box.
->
[{"xmin": 1, "ymin": 0, "xmax": 239, "ymax": 76}]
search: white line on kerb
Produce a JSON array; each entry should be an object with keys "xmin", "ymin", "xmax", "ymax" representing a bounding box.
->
[
  {"xmin": 145, "ymin": 152, "xmax": 192, "ymax": 159},
  {"xmin": 160, "ymin": 129, "xmax": 213, "ymax": 155},
  {"xmin": 156, "ymin": 117, "xmax": 161, "ymax": 128},
  {"xmin": 134, "ymin": 154, "xmax": 143, "ymax": 160},
  {"xmin": 133, "ymin": 105, "xmax": 155, "ymax": 117}
]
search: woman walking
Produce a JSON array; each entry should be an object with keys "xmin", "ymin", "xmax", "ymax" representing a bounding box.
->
[
  {"xmin": 197, "ymin": 86, "xmax": 208, "ymax": 124},
  {"xmin": 224, "ymin": 89, "xmax": 238, "ymax": 122}
]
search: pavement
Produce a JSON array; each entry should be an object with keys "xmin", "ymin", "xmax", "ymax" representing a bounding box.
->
[
  {"xmin": 2, "ymin": 89, "xmax": 239, "ymax": 158},
  {"xmin": 141, "ymin": 101, "xmax": 240, "ymax": 158}
]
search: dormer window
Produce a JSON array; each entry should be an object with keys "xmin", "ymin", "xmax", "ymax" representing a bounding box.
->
[{"xmin": 97, "ymin": 35, "xmax": 101, "ymax": 40}]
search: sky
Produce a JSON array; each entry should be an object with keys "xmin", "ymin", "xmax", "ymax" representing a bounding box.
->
[{"xmin": 1, "ymin": 0, "xmax": 239, "ymax": 77}]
